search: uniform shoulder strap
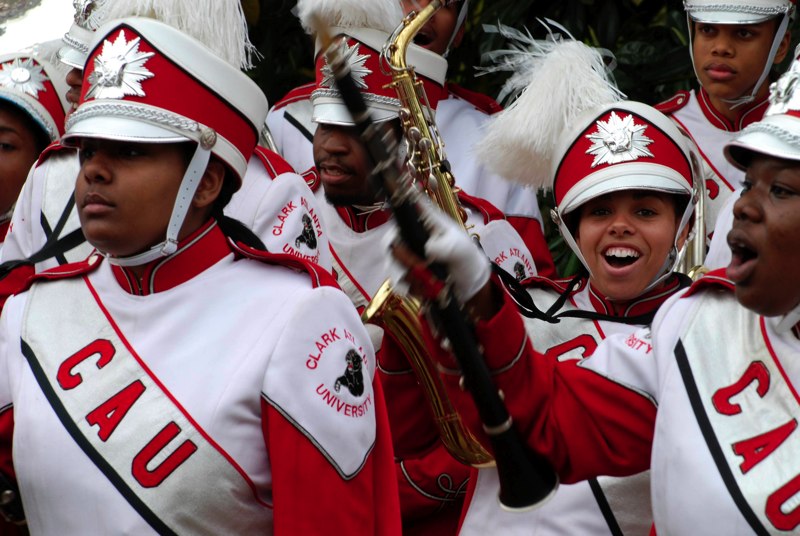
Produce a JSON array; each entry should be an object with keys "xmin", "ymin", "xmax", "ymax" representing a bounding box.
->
[
  {"xmin": 271, "ymin": 82, "xmax": 315, "ymax": 111},
  {"xmin": 681, "ymin": 268, "xmax": 735, "ymax": 298},
  {"xmin": 655, "ymin": 90, "xmax": 691, "ymax": 115},
  {"xmin": 253, "ymin": 146, "xmax": 295, "ymax": 178},
  {"xmin": 445, "ymin": 82, "xmax": 503, "ymax": 115},
  {"xmin": 229, "ymin": 239, "xmax": 338, "ymax": 289}
]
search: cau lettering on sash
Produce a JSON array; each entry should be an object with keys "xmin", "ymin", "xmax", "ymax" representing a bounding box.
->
[
  {"xmin": 21, "ymin": 277, "xmax": 271, "ymax": 534},
  {"xmin": 678, "ymin": 295, "xmax": 800, "ymax": 535}
]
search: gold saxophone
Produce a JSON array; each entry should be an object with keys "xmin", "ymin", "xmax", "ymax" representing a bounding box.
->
[{"xmin": 361, "ymin": 0, "xmax": 493, "ymax": 466}]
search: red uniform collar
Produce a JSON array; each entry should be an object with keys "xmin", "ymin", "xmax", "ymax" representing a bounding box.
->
[
  {"xmin": 586, "ymin": 274, "xmax": 685, "ymax": 318},
  {"xmin": 696, "ymin": 88, "xmax": 768, "ymax": 132},
  {"xmin": 333, "ymin": 205, "xmax": 392, "ymax": 232},
  {"xmin": 111, "ymin": 220, "xmax": 230, "ymax": 296}
]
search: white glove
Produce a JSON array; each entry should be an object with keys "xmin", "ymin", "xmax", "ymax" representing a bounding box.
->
[{"xmin": 420, "ymin": 202, "xmax": 491, "ymax": 304}]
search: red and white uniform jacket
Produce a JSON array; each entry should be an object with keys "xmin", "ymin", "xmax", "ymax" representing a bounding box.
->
[
  {"xmin": 459, "ymin": 275, "xmax": 686, "ymax": 536},
  {"xmin": 266, "ymin": 83, "xmax": 556, "ymax": 278},
  {"xmin": 316, "ymin": 186, "xmax": 537, "ymax": 534},
  {"xmin": 0, "ymin": 220, "xmax": 401, "ymax": 535},
  {"xmin": 2, "ymin": 144, "xmax": 331, "ymax": 271},
  {"xmin": 657, "ymin": 89, "xmax": 767, "ymax": 241},
  {"xmin": 431, "ymin": 269, "xmax": 800, "ymax": 535}
]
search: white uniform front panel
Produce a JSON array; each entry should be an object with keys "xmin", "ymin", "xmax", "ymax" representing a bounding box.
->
[{"xmin": 0, "ymin": 253, "xmax": 376, "ymax": 534}]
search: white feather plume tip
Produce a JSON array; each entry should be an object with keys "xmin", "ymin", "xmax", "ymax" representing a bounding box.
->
[
  {"xmin": 476, "ymin": 23, "xmax": 624, "ymax": 189},
  {"xmin": 296, "ymin": 0, "xmax": 403, "ymax": 35},
  {"xmin": 101, "ymin": 0, "xmax": 256, "ymax": 69}
]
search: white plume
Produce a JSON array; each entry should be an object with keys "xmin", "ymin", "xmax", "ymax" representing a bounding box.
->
[
  {"xmin": 296, "ymin": 0, "xmax": 403, "ymax": 35},
  {"xmin": 476, "ymin": 22, "xmax": 624, "ymax": 189},
  {"xmin": 101, "ymin": 0, "xmax": 256, "ymax": 69}
]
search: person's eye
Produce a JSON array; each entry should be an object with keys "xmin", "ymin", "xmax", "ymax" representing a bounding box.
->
[
  {"xmin": 0, "ymin": 143, "xmax": 15, "ymax": 151},
  {"xmin": 771, "ymin": 184, "xmax": 798, "ymax": 199},
  {"xmin": 637, "ymin": 208, "xmax": 657, "ymax": 217},
  {"xmin": 78, "ymin": 147, "xmax": 95, "ymax": 163},
  {"xmin": 740, "ymin": 179, "xmax": 752, "ymax": 193}
]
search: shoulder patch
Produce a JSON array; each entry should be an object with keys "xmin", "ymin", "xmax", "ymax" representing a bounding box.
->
[
  {"xmin": 446, "ymin": 83, "xmax": 503, "ymax": 115},
  {"xmin": 271, "ymin": 82, "xmax": 315, "ymax": 111},
  {"xmin": 655, "ymin": 90, "xmax": 691, "ymax": 115},
  {"xmin": 230, "ymin": 240, "xmax": 337, "ymax": 289},
  {"xmin": 0, "ymin": 255, "xmax": 101, "ymax": 310},
  {"xmin": 682, "ymin": 268, "xmax": 734, "ymax": 298},
  {"xmin": 254, "ymin": 146, "xmax": 295, "ymax": 178},
  {"xmin": 36, "ymin": 141, "xmax": 76, "ymax": 167}
]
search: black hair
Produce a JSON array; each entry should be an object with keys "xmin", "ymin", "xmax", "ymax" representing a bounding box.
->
[{"xmin": 178, "ymin": 142, "xmax": 267, "ymax": 251}]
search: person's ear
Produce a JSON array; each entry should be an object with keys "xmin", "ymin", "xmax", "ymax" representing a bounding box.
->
[
  {"xmin": 193, "ymin": 158, "xmax": 225, "ymax": 209},
  {"xmin": 775, "ymin": 29, "xmax": 792, "ymax": 64}
]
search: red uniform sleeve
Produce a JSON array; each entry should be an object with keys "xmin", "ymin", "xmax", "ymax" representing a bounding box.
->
[
  {"xmin": 507, "ymin": 216, "xmax": 556, "ymax": 279},
  {"xmin": 263, "ymin": 377, "xmax": 402, "ymax": 535},
  {"xmin": 424, "ymin": 279, "xmax": 655, "ymax": 484}
]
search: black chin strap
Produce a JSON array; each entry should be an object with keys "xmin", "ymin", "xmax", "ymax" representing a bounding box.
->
[{"xmin": 493, "ymin": 264, "xmax": 691, "ymax": 326}]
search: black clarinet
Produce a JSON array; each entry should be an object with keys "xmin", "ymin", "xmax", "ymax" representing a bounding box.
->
[{"xmin": 318, "ymin": 28, "xmax": 558, "ymax": 509}]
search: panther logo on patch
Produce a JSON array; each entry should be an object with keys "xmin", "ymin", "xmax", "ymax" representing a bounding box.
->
[
  {"xmin": 514, "ymin": 262, "xmax": 527, "ymax": 281},
  {"xmin": 295, "ymin": 214, "xmax": 318, "ymax": 250},
  {"xmin": 334, "ymin": 349, "xmax": 364, "ymax": 397}
]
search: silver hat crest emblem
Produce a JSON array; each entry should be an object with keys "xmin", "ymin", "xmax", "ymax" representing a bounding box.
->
[
  {"xmin": 0, "ymin": 58, "xmax": 47, "ymax": 98},
  {"xmin": 586, "ymin": 112, "xmax": 654, "ymax": 167},
  {"xmin": 767, "ymin": 60, "xmax": 800, "ymax": 116},
  {"xmin": 320, "ymin": 40, "xmax": 372, "ymax": 90},
  {"xmin": 86, "ymin": 30, "xmax": 155, "ymax": 101},
  {"xmin": 73, "ymin": 0, "xmax": 107, "ymax": 31}
]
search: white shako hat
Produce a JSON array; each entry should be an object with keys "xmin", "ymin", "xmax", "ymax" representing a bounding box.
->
[
  {"xmin": 726, "ymin": 50, "xmax": 800, "ymax": 167},
  {"xmin": 62, "ymin": 17, "xmax": 267, "ymax": 265},
  {"xmin": 0, "ymin": 40, "xmax": 70, "ymax": 142},
  {"xmin": 297, "ymin": 0, "xmax": 448, "ymax": 126},
  {"xmin": 684, "ymin": 0, "xmax": 796, "ymax": 108},
  {"xmin": 478, "ymin": 26, "xmax": 698, "ymax": 291},
  {"xmin": 59, "ymin": 0, "xmax": 109, "ymax": 69},
  {"xmin": 58, "ymin": 0, "xmax": 255, "ymax": 71},
  {"xmin": 685, "ymin": 0, "xmax": 795, "ymax": 23}
]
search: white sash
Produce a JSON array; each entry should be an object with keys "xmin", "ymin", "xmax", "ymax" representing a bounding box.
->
[
  {"xmin": 677, "ymin": 292, "xmax": 800, "ymax": 535},
  {"xmin": 21, "ymin": 277, "xmax": 273, "ymax": 535}
]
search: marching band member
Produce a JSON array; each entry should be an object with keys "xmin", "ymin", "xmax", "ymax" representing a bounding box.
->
[
  {"xmin": 395, "ymin": 40, "xmax": 800, "ymax": 536},
  {"xmin": 0, "ymin": 17, "xmax": 400, "ymax": 534},
  {"xmin": 300, "ymin": 1, "xmax": 540, "ymax": 532},
  {"xmin": 2, "ymin": 0, "xmax": 331, "ymax": 272},
  {"xmin": 441, "ymin": 34, "xmax": 697, "ymax": 535},
  {"xmin": 0, "ymin": 42, "xmax": 69, "ymax": 252},
  {"xmin": 267, "ymin": 0, "xmax": 556, "ymax": 277},
  {"xmin": 656, "ymin": 0, "xmax": 794, "ymax": 248}
]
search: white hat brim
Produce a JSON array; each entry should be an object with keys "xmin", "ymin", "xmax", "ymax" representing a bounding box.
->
[
  {"xmin": 57, "ymin": 46, "xmax": 87, "ymax": 70},
  {"xmin": 560, "ymin": 166, "xmax": 691, "ymax": 215},
  {"xmin": 312, "ymin": 102, "xmax": 396, "ymax": 126},
  {"xmin": 62, "ymin": 115, "xmax": 188, "ymax": 147},
  {"xmin": 725, "ymin": 116, "xmax": 800, "ymax": 169},
  {"xmin": 689, "ymin": 11, "xmax": 778, "ymax": 24}
]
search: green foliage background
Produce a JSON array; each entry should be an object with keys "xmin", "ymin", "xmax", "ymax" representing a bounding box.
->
[{"xmin": 242, "ymin": 1, "xmax": 795, "ymax": 276}]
